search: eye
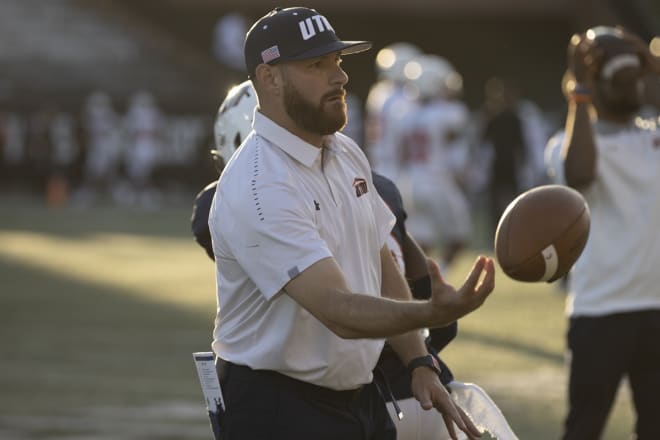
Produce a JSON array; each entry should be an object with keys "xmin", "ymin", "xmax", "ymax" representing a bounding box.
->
[{"xmin": 305, "ymin": 58, "xmax": 321, "ymax": 68}]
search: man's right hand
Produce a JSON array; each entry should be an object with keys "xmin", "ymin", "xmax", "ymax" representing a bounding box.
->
[
  {"xmin": 428, "ymin": 256, "xmax": 495, "ymax": 328},
  {"xmin": 567, "ymin": 32, "xmax": 595, "ymax": 85}
]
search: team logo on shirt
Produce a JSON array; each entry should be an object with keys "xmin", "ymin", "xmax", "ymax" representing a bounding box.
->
[{"xmin": 353, "ymin": 177, "xmax": 368, "ymax": 197}]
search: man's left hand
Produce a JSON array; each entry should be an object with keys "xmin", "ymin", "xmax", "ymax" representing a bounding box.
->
[{"xmin": 411, "ymin": 366, "xmax": 483, "ymax": 439}]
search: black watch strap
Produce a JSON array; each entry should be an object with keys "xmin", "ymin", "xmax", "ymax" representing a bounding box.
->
[{"xmin": 407, "ymin": 354, "xmax": 441, "ymax": 377}]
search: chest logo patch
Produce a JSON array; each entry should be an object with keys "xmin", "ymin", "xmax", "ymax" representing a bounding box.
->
[{"xmin": 353, "ymin": 177, "xmax": 368, "ymax": 197}]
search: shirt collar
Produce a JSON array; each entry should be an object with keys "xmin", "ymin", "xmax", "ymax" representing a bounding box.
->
[{"xmin": 253, "ymin": 110, "xmax": 325, "ymax": 168}]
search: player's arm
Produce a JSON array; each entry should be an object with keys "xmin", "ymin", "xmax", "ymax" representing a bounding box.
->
[
  {"xmin": 561, "ymin": 95, "xmax": 597, "ymax": 189},
  {"xmin": 402, "ymin": 231, "xmax": 459, "ymax": 350},
  {"xmin": 283, "ymin": 247, "xmax": 494, "ymax": 340},
  {"xmin": 561, "ymin": 33, "xmax": 598, "ymax": 189},
  {"xmin": 401, "ymin": 231, "xmax": 429, "ymax": 282},
  {"xmin": 191, "ymin": 183, "xmax": 217, "ymax": 261}
]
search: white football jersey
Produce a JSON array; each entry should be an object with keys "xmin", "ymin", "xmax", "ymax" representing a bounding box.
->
[
  {"xmin": 366, "ymin": 81, "xmax": 418, "ymax": 181},
  {"xmin": 396, "ymin": 99, "xmax": 470, "ymax": 179},
  {"xmin": 545, "ymin": 116, "xmax": 660, "ymax": 317},
  {"xmin": 394, "ymin": 99, "xmax": 473, "ymax": 246}
]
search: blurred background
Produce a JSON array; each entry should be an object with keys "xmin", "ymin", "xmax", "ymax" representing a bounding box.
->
[
  {"xmin": 0, "ymin": 0, "xmax": 659, "ymax": 205},
  {"xmin": 0, "ymin": 0, "xmax": 658, "ymax": 439}
]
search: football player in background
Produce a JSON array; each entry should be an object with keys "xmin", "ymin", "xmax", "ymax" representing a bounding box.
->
[
  {"xmin": 192, "ymin": 80, "xmax": 517, "ymax": 440},
  {"xmin": 123, "ymin": 91, "xmax": 165, "ymax": 209},
  {"xmin": 77, "ymin": 91, "xmax": 122, "ymax": 204},
  {"xmin": 365, "ymin": 42, "xmax": 421, "ymax": 181},
  {"xmin": 393, "ymin": 54, "xmax": 473, "ymax": 269}
]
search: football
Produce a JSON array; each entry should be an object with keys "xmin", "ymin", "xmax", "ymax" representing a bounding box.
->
[{"xmin": 494, "ymin": 184, "xmax": 590, "ymax": 283}]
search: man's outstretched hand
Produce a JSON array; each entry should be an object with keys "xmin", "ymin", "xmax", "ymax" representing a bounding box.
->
[{"xmin": 428, "ymin": 256, "xmax": 495, "ymax": 328}]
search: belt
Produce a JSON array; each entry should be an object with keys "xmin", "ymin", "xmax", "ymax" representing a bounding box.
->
[{"xmin": 218, "ymin": 360, "xmax": 365, "ymax": 406}]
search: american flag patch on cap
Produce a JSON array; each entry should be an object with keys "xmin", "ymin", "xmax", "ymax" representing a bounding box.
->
[{"xmin": 261, "ymin": 45, "xmax": 280, "ymax": 63}]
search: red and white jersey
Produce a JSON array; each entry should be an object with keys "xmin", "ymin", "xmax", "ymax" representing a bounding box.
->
[
  {"xmin": 124, "ymin": 93, "xmax": 164, "ymax": 181},
  {"xmin": 83, "ymin": 93, "xmax": 122, "ymax": 178},
  {"xmin": 393, "ymin": 99, "xmax": 473, "ymax": 246},
  {"xmin": 395, "ymin": 99, "xmax": 470, "ymax": 181}
]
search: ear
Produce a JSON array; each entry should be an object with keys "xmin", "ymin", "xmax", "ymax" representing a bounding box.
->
[{"xmin": 255, "ymin": 64, "xmax": 283, "ymax": 95}]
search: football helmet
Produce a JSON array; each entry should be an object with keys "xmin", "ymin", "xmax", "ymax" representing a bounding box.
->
[
  {"xmin": 586, "ymin": 26, "xmax": 640, "ymax": 78},
  {"xmin": 212, "ymin": 80, "xmax": 257, "ymax": 172},
  {"xmin": 375, "ymin": 42, "xmax": 422, "ymax": 83},
  {"xmin": 406, "ymin": 54, "xmax": 457, "ymax": 100}
]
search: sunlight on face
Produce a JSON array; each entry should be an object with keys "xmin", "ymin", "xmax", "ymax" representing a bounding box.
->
[{"xmin": 282, "ymin": 76, "xmax": 347, "ymax": 135}]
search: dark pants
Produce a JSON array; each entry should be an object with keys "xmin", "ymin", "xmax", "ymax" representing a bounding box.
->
[
  {"xmin": 216, "ymin": 361, "xmax": 396, "ymax": 440},
  {"xmin": 563, "ymin": 309, "xmax": 660, "ymax": 440}
]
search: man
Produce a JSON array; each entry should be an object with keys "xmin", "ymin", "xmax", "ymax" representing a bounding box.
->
[
  {"xmin": 545, "ymin": 26, "xmax": 660, "ymax": 440},
  {"xmin": 480, "ymin": 78, "xmax": 529, "ymax": 241},
  {"xmin": 195, "ymin": 79, "xmax": 516, "ymax": 440},
  {"xmin": 193, "ymin": 80, "xmax": 458, "ymax": 438},
  {"xmin": 209, "ymin": 7, "xmax": 495, "ymax": 439},
  {"xmin": 393, "ymin": 53, "xmax": 473, "ymax": 268}
]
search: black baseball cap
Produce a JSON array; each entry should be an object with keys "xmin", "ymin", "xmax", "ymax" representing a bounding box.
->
[{"xmin": 244, "ymin": 7, "xmax": 371, "ymax": 78}]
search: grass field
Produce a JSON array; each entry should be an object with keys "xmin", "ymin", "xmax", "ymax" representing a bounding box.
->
[{"xmin": 0, "ymin": 192, "xmax": 634, "ymax": 439}]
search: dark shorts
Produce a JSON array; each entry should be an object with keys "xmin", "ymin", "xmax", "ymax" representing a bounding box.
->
[{"xmin": 216, "ymin": 361, "xmax": 396, "ymax": 440}]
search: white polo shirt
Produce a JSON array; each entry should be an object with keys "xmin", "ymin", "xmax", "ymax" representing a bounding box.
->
[
  {"xmin": 208, "ymin": 110, "xmax": 395, "ymax": 390},
  {"xmin": 545, "ymin": 117, "xmax": 660, "ymax": 317}
]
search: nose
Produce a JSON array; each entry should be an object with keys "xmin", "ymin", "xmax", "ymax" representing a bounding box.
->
[{"xmin": 331, "ymin": 64, "xmax": 349, "ymax": 87}]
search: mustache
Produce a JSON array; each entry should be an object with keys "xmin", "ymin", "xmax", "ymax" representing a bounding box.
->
[{"xmin": 322, "ymin": 89, "xmax": 346, "ymax": 101}]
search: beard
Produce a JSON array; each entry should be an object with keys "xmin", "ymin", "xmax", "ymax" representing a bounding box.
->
[{"xmin": 283, "ymin": 80, "xmax": 347, "ymax": 135}]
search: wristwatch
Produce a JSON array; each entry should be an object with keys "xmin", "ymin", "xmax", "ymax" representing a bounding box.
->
[{"xmin": 407, "ymin": 354, "xmax": 442, "ymax": 377}]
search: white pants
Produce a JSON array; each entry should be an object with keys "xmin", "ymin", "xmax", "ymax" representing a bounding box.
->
[{"xmin": 386, "ymin": 381, "xmax": 518, "ymax": 440}]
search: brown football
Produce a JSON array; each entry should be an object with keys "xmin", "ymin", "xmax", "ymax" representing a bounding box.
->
[{"xmin": 494, "ymin": 184, "xmax": 590, "ymax": 282}]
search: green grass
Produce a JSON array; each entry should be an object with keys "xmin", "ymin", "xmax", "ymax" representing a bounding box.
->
[{"xmin": 0, "ymin": 194, "xmax": 634, "ymax": 439}]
